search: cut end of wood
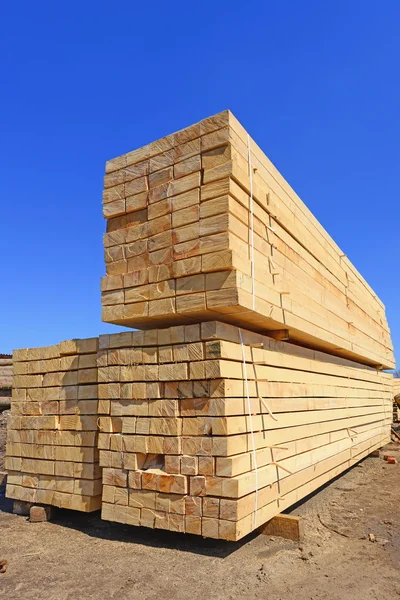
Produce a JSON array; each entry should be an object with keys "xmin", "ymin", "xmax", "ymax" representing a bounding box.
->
[
  {"xmin": 29, "ymin": 505, "xmax": 54, "ymax": 523},
  {"xmin": 259, "ymin": 514, "xmax": 304, "ymax": 543},
  {"xmin": 266, "ymin": 329, "xmax": 290, "ymax": 342}
]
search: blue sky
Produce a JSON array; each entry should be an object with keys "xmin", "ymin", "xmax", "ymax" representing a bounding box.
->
[{"xmin": 1, "ymin": 1, "xmax": 399, "ymax": 366}]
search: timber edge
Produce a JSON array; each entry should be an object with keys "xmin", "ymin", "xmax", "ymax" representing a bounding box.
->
[
  {"xmin": 259, "ymin": 514, "xmax": 304, "ymax": 543},
  {"xmin": 12, "ymin": 500, "xmax": 54, "ymax": 522}
]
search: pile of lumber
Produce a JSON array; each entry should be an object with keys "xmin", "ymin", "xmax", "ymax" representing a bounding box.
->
[
  {"xmin": 5, "ymin": 110, "xmax": 394, "ymax": 541},
  {"xmin": 392, "ymin": 378, "xmax": 400, "ymax": 422},
  {"xmin": 0, "ymin": 354, "xmax": 12, "ymax": 390},
  {"xmin": 0, "ymin": 354, "xmax": 12, "ymax": 409},
  {"xmin": 102, "ymin": 110, "xmax": 394, "ymax": 370},
  {"xmin": 97, "ymin": 321, "xmax": 391, "ymax": 540},
  {"xmin": 5, "ymin": 338, "xmax": 101, "ymax": 511}
]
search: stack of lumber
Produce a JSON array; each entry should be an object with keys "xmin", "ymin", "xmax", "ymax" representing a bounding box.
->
[
  {"xmin": 393, "ymin": 377, "xmax": 400, "ymax": 400},
  {"xmin": 0, "ymin": 353, "xmax": 12, "ymax": 409},
  {"xmin": 102, "ymin": 110, "xmax": 394, "ymax": 370},
  {"xmin": 392, "ymin": 377, "xmax": 400, "ymax": 422},
  {"xmin": 5, "ymin": 338, "xmax": 101, "ymax": 512},
  {"xmin": 5, "ymin": 110, "xmax": 393, "ymax": 541},
  {"xmin": 97, "ymin": 321, "xmax": 392, "ymax": 541},
  {"xmin": 0, "ymin": 354, "xmax": 12, "ymax": 390}
]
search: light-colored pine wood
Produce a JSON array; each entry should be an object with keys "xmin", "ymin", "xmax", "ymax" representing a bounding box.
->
[
  {"xmin": 6, "ymin": 338, "xmax": 102, "ymax": 513},
  {"xmin": 100, "ymin": 112, "xmax": 393, "ymax": 368},
  {"xmin": 89, "ymin": 321, "xmax": 391, "ymax": 540},
  {"xmin": 259, "ymin": 514, "xmax": 304, "ymax": 542}
]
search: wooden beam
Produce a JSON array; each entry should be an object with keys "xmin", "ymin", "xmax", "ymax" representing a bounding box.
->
[
  {"xmin": 30, "ymin": 505, "xmax": 54, "ymax": 522},
  {"xmin": 265, "ymin": 329, "xmax": 290, "ymax": 342},
  {"xmin": 259, "ymin": 513, "xmax": 304, "ymax": 542}
]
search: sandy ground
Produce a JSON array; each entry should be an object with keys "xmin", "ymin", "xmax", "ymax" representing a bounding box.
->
[{"xmin": 1, "ymin": 421, "xmax": 400, "ymax": 600}]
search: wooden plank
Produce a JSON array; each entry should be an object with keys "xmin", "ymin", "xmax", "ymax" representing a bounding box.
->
[{"xmin": 259, "ymin": 514, "xmax": 303, "ymax": 542}]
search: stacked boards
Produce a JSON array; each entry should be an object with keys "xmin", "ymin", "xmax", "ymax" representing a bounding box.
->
[
  {"xmin": 0, "ymin": 355, "xmax": 12, "ymax": 391},
  {"xmin": 5, "ymin": 323, "xmax": 391, "ymax": 537},
  {"xmin": 5, "ymin": 111, "xmax": 393, "ymax": 540},
  {"xmin": 393, "ymin": 377, "xmax": 400, "ymax": 401},
  {"xmin": 0, "ymin": 354, "xmax": 12, "ymax": 408},
  {"xmin": 392, "ymin": 377, "xmax": 400, "ymax": 422},
  {"xmin": 97, "ymin": 321, "xmax": 391, "ymax": 541},
  {"xmin": 5, "ymin": 338, "xmax": 101, "ymax": 512},
  {"xmin": 102, "ymin": 110, "xmax": 394, "ymax": 370}
]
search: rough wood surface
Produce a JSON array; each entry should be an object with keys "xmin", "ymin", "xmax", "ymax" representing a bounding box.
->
[
  {"xmin": 94, "ymin": 322, "xmax": 390, "ymax": 540},
  {"xmin": 5, "ymin": 339, "xmax": 101, "ymax": 513},
  {"xmin": 100, "ymin": 111, "xmax": 394, "ymax": 369},
  {"xmin": 259, "ymin": 513, "xmax": 304, "ymax": 542},
  {"xmin": 0, "ymin": 356, "xmax": 12, "ymax": 389},
  {"xmin": 5, "ymin": 324, "xmax": 391, "ymax": 539}
]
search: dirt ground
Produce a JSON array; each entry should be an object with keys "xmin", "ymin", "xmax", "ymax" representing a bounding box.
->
[{"xmin": 1, "ymin": 421, "xmax": 400, "ymax": 600}]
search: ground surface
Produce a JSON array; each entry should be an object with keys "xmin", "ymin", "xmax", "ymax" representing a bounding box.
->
[{"xmin": 1, "ymin": 426, "xmax": 400, "ymax": 600}]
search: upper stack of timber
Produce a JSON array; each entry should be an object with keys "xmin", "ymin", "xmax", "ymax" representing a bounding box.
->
[
  {"xmin": 101, "ymin": 110, "xmax": 394, "ymax": 370},
  {"xmin": 5, "ymin": 338, "xmax": 101, "ymax": 512}
]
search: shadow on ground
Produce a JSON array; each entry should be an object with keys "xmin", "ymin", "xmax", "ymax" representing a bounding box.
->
[
  {"xmin": 0, "ymin": 455, "xmax": 374, "ymax": 559},
  {"xmin": 0, "ymin": 485, "xmax": 256, "ymax": 558}
]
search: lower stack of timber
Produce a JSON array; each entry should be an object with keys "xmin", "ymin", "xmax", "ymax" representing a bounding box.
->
[
  {"xmin": 5, "ymin": 338, "xmax": 102, "ymax": 512},
  {"xmin": 97, "ymin": 321, "xmax": 391, "ymax": 540}
]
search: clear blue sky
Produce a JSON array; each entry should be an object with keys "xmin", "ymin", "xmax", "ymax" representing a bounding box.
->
[{"xmin": 1, "ymin": 1, "xmax": 399, "ymax": 367}]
